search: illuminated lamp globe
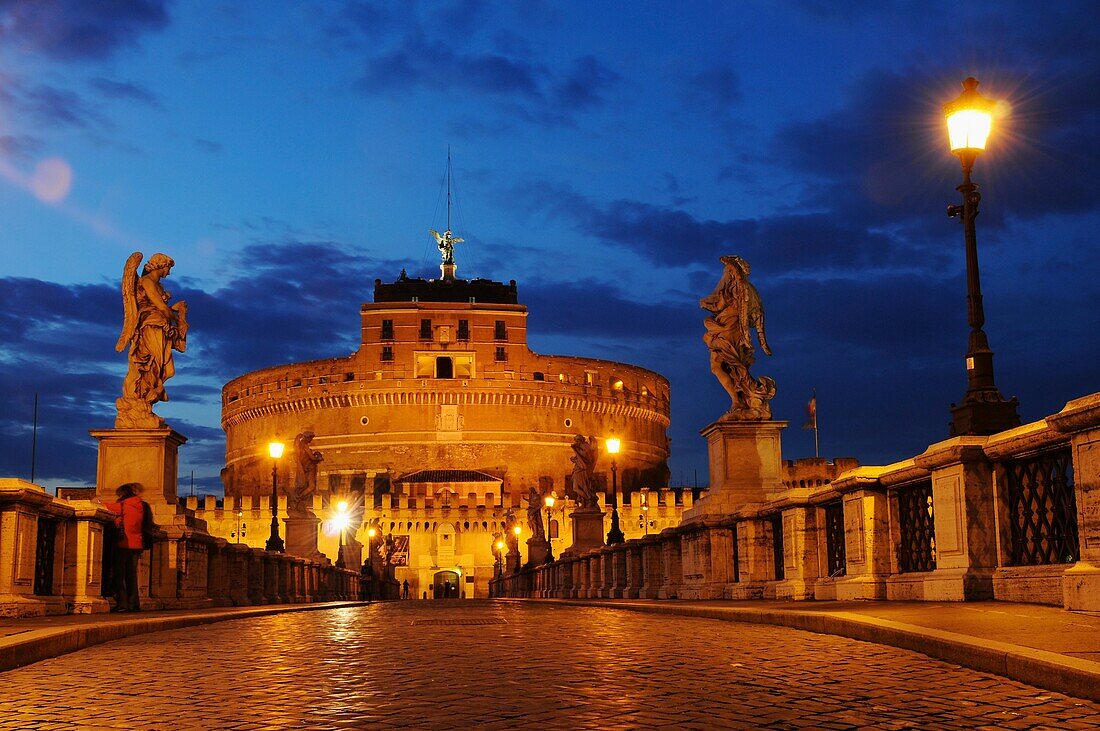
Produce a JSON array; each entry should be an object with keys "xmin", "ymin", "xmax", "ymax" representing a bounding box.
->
[
  {"xmin": 605, "ymin": 437, "xmax": 621, "ymax": 455},
  {"xmin": 545, "ymin": 495, "xmax": 555, "ymax": 508},
  {"xmin": 944, "ymin": 77, "xmax": 994, "ymax": 156},
  {"xmin": 268, "ymin": 441, "xmax": 285, "ymax": 459}
]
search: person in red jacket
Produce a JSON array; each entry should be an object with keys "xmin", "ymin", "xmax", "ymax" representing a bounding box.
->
[{"xmin": 104, "ymin": 482, "xmax": 147, "ymax": 612}]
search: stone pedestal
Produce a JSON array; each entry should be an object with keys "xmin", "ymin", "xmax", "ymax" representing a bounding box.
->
[
  {"xmin": 728, "ymin": 518, "xmax": 769, "ymax": 599},
  {"xmin": 526, "ymin": 538, "xmax": 550, "ymax": 567},
  {"xmin": 683, "ymin": 420, "xmax": 787, "ymax": 522},
  {"xmin": 833, "ymin": 476, "xmax": 891, "ymax": 601},
  {"xmin": 285, "ymin": 515, "xmax": 326, "ymax": 561},
  {"xmin": 680, "ymin": 519, "xmax": 734, "ymax": 599},
  {"xmin": 913, "ymin": 437, "xmax": 997, "ymax": 601},
  {"xmin": 90, "ymin": 427, "xmax": 187, "ymax": 504},
  {"xmin": 565, "ymin": 508, "xmax": 606, "ymax": 555},
  {"xmin": 775, "ymin": 506, "xmax": 819, "ymax": 600},
  {"xmin": 1049, "ymin": 393, "xmax": 1100, "ymax": 610}
]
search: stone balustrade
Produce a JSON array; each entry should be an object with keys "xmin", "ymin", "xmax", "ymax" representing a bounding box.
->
[
  {"xmin": 0, "ymin": 479, "xmax": 362, "ymax": 618},
  {"xmin": 491, "ymin": 392, "xmax": 1100, "ymax": 611}
]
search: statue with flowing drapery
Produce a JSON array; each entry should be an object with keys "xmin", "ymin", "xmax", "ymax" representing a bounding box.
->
[
  {"xmin": 115, "ymin": 252, "xmax": 188, "ymax": 429},
  {"xmin": 700, "ymin": 255, "xmax": 775, "ymax": 420}
]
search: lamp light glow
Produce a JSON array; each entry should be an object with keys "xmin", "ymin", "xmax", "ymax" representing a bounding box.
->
[
  {"xmin": 513, "ymin": 525, "xmax": 522, "ymax": 536},
  {"xmin": 605, "ymin": 437, "xmax": 621, "ymax": 455},
  {"xmin": 268, "ymin": 441, "xmax": 285, "ymax": 459},
  {"xmin": 368, "ymin": 527, "xmax": 377, "ymax": 538},
  {"xmin": 495, "ymin": 540, "xmax": 505, "ymax": 551},
  {"xmin": 337, "ymin": 500, "xmax": 348, "ymax": 513},
  {"xmin": 544, "ymin": 495, "xmax": 555, "ymax": 508},
  {"xmin": 944, "ymin": 77, "xmax": 994, "ymax": 154}
]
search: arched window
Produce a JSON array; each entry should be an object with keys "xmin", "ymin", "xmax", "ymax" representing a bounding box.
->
[{"xmin": 549, "ymin": 519, "xmax": 560, "ymax": 539}]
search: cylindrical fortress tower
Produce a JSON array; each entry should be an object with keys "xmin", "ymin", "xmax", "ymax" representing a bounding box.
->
[{"xmin": 221, "ymin": 271, "xmax": 671, "ymax": 505}]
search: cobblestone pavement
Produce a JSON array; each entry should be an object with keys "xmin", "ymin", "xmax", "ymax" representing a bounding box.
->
[{"xmin": 2, "ymin": 601, "xmax": 1099, "ymax": 730}]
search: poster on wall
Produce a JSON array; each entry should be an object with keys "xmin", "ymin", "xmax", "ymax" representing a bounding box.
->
[{"xmin": 390, "ymin": 535, "xmax": 410, "ymax": 566}]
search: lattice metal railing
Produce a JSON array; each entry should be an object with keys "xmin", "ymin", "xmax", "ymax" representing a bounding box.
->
[
  {"xmin": 34, "ymin": 518, "xmax": 58, "ymax": 596},
  {"xmin": 771, "ymin": 515, "xmax": 785, "ymax": 581},
  {"xmin": 1004, "ymin": 448, "xmax": 1078, "ymax": 565},
  {"xmin": 896, "ymin": 480, "xmax": 936, "ymax": 573},
  {"xmin": 824, "ymin": 501, "xmax": 846, "ymax": 577}
]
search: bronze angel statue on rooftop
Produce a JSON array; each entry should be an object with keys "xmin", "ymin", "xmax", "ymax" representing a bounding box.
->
[
  {"xmin": 115, "ymin": 252, "xmax": 188, "ymax": 429},
  {"xmin": 701, "ymin": 255, "xmax": 775, "ymax": 420}
]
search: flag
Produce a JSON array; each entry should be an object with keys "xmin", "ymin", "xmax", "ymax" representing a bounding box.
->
[{"xmin": 803, "ymin": 390, "xmax": 817, "ymax": 430}]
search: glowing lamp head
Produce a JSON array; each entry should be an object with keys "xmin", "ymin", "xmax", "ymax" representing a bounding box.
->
[
  {"xmin": 268, "ymin": 441, "xmax": 285, "ymax": 459},
  {"xmin": 336, "ymin": 500, "xmax": 348, "ymax": 514},
  {"xmin": 605, "ymin": 437, "xmax": 621, "ymax": 455},
  {"xmin": 332, "ymin": 513, "xmax": 351, "ymax": 532},
  {"xmin": 513, "ymin": 525, "xmax": 522, "ymax": 536},
  {"xmin": 544, "ymin": 495, "xmax": 555, "ymax": 508},
  {"xmin": 495, "ymin": 540, "xmax": 505, "ymax": 551},
  {"xmin": 367, "ymin": 527, "xmax": 377, "ymax": 538},
  {"xmin": 944, "ymin": 77, "xmax": 994, "ymax": 155}
]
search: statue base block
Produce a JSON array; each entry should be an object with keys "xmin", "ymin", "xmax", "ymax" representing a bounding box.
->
[
  {"xmin": 90, "ymin": 427, "xmax": 187, "ymax": 504},
  {"xmin": 565, "ymin": 508, "xmax": 606, "ymax": 555},
  {"xmin": 682, "ymin": 419, "xmax": 787, "ymax": 523},
  {"xmin": 526, "ymin": 538, "xmax": 551, "ymax": 567},
  {"xmin": 285, "ymin": 515, "xmax": 326, "ymax": 561}
]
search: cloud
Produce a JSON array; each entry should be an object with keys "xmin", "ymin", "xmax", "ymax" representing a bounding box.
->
[
  {"xmin": 343, "ymin": 3, "xmax": 620, "ymax": 125},
  {"xmin": 194, "ymin": 138, "xmax": 222, "ymax": 154},
  {"xmin": 0, "ymin": 75, "xmax": 107, "ymax": 130},
  {"xmin": 0, "ymin": 133, "xmax": 43, "ymax": 160},
  {"xmin": 89, "ymin": 77, "xmax": 162, "ymax": 108},
  {"xmin": 0, "ymin": 0, "xmax": 169, "ymax": 61}
]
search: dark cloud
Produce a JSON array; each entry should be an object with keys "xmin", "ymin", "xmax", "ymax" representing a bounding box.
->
[
  {"xmin": 194, "ymin": 138, "xmax": 222, "ymax": 154},
  {"xmin": 89, "ymin": 77, "xmax": 161, "ymax": 107},
  {"xmin": 0, "ymin": 76, "xmax": 107, "ymax": 130},
  {"xmin": 0, "ymin": 133, "xmax": 42, "ymax": 159},
  {"xmin": 0, "ymin": 0, "xmax": 169, "ymax": 61},
  {"xmin": 345, "ymin": 4, "xmax": 620, "ymax": 125}
]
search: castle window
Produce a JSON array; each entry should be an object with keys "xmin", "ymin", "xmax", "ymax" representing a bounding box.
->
[
  {"xmin": 549, "ymin": 519, "xmax": 559, "ymax": 539},
  {"xmin": 345, "ymin": 372, "xmax": 355, "ymax": 381},
  {"xmin": 381, "ymin": 319, "xmax": 394, "ymax": 340},
  {"xmin": 494, "ymin": 320, "xmax": 507, "ymax": 340},
  {"xmin": 457, "ymin": 319, "xmax": 470, "ymax": 340},
  {"xmin": 495, "ymin": 347, "xmax": 507, "ymax": 362},
  {"xmin": 436, "ymin": 357, "xmax": 454, "ymax": 379},
  {"xmin": 419, "ymin": 319, "xmax": 432, "ymax": 340},
  {"xmin": 381, "ymin": 346, "xmax": 393, "ymax": 361},
  {"xmin": 612, "ymin": 379, "xmax": 624, "ymax": 391},
  {"xmin": 533, "ymin": 372, "xmax": 544, "ymax": 381}
]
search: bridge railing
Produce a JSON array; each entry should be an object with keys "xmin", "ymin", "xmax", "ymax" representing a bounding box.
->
[
  {"xmin": 0, "ymin": 479, "xmax": 361, "ymax": 618},
  {"xmin": 491, "ymin": 392, "xmax": 1100, "ymax": 611}
]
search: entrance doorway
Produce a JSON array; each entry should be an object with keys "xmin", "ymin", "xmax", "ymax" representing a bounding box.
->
[{"xmin": 433, "ymin": 570, "xmax": 460, "ymax": 599}]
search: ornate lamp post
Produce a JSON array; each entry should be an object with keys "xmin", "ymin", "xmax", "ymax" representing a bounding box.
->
[
  {"xmin": 605, "ymin": 437, "xmax": 624, "ymax": 544},
  {"xmin": 494, "ymin": 538, "xmax": 505, "ymax": 576},
  {"xmin": 333, "ymin": 500, "xmax": 350, "ymax": 569},
  {"xmin": 265, "ymin": 441, "xmax": 285, "ymax": 551},
  {"xmin": 943, "ymin": 77, "xmax": 1020, "ymax": 436},
  {"xmin": 544, "ymin": 495, "xmax": 556, "ymax": 563},
  {"xmin": 365, "ymin": 526, "xmax": 378, "ymax": 600}
]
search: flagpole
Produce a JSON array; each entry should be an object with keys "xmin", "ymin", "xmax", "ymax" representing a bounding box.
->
[{"xmin": 814, "ymin": 388, "xmax": 820, "ymax": 458}]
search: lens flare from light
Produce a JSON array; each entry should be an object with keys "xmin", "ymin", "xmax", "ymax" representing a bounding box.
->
[{"xmin": 30, "ymin": 157, "xmax": 73, "ymax": 203}]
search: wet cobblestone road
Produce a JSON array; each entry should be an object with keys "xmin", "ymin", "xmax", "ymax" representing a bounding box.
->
[{"xmin": 2, "ymin": 600, "xmax": 1099, "ymax": 730}]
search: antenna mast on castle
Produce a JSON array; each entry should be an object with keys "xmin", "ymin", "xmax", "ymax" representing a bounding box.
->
[{"xmin": 430, "ymin": 147, "xmax": 464, "ymax": 281}]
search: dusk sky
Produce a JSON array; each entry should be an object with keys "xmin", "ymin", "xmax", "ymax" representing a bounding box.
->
[{"xmin": 1, "ymin": 1, "xmax": 1097, "ymax": 494}]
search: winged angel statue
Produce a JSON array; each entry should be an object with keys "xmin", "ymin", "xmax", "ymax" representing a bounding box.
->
[
  {"xmin": 700, "ymin": 255, "xmax": 775, "ymax": 420},
  {"xmin": 114, "ymin": 252, "xmax": 189, "ymax": 429}
]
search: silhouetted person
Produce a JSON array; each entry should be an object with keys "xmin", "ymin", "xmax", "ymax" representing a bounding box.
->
[
  {"xmin": 104, "ymin": 482, "xmax": 148, "ymax": 612},
  {"xmin": 402, "ymin": 579, "xmax": 410, "ymax": 599}
]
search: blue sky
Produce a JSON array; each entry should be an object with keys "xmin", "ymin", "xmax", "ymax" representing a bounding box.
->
[{"xmin": 1, "ymin": 1, "xmax": 1097, "ymax": 493}]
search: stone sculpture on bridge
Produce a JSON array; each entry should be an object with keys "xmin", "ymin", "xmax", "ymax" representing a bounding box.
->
[
  {"xmin": 114, "ymin": 251, "xmax": 189, "ymax": 429},
  {"xmin": 570, "ymin": 434, "xmax": 600, "ymax": 509},
  {"xmin": 700, "ymin": 255, "xmax": 775, "ymax": 421},
  {"xmin": 526, "ymin": 486, "xmax": 546, "ymax": 542},
  {"xmin": 291, "ymin": 431, "xmax": 324, "ymax": 515}
]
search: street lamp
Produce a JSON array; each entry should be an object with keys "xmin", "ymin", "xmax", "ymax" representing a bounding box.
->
[
  {"xmin": 333, "ymin": 500, "xmax": 350, "ymax": 569},
  {"xmin": 232, "ymin": 510, "xmax": 246, "ymax": 545},
  {"xmin": 265, "ymin": 441, "xmax": 285, "ymax": 552},
  {"xmin": 605, "ymin": 437, "xmax": 624, "ymax": 544},
  {"xmin": 493, "ymin": 538, "xmax": 505, "ymax": 576},
  {"xmin": 544, "ymin": 495, "xmax": 555, "ymax": 563},
  {"xmin": 943, "ymin": 76, "xmax": 1019, "ymax": 436}
]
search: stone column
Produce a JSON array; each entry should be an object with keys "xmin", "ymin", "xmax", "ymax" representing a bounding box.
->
[
  {"xmin": 729, "ymin": 518, "xmax": 770, "ymax": 599},
  {"xmin": 658, "ymin": 529, "xmax": 683, "ymax": 599},
  {"xmin": 914, "ymin": 438, "xmax": 997, "ymax": 600},
  {"xmin": 640, "ymin": 535, "xmax": 663, "ymax": 599},
  {"xmin": 63, "ymin": 504, "xmax": 114, "ymax": 614},
  {"xmin": 1050, "ymin": 393, "xmax": 1100, "ymax": 610},
  {"xmin": 832, "ymin": 471, "xmax": 891, "ymax": 600},
  {"xmin": 775, "ymin": 506, "xmax": 820, "ymax": 600}
]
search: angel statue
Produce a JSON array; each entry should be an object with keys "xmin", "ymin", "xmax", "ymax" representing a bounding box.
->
[
  {"xmin": 525, "ymin": 486, "xmax": 546, "ymax": 542},
  {"xmin": 700, "ymin": 255, "xmax": 776, "ymax": 421},
  {"xmin": 569, "ymin": 434, "xmax": 600, "ymax": 510},
  {"xmin": 290, "ymin": 431, "xmax": 324, "ymax": 515},
  {"xmin": 429, "ymin": 228, "xmax": 463, "ymax": 265},
  {"xmin": 115, "ymin": 252, "xmax": 188, "ymax": 429}
]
